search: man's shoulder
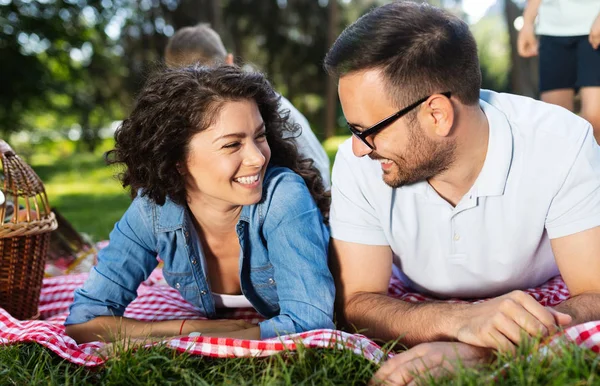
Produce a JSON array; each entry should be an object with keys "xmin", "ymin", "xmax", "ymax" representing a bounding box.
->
[
  {"xmin": 480, "ymin": 90, "xmax": 591, "ymax": 142},
  {"xmin": 332, "ymin": 139, "xmax": 396, "ymax": 206},
  {"xmin": 480, "ymin": 90, "xmax": 589, "ymax": 136}
]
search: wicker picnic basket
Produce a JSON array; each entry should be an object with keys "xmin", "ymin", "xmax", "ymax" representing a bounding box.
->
[{"xmin": 0, "ymin": 140, "xmax": 58, "ymax": 320}]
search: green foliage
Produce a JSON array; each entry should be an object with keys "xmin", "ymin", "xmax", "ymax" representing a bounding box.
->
[
  {"xmin": 0, "ymin": 0, "xmax": 129, "ymax": 150},
  {"xmin": 27, "ymin": 138, "xmax": 130, "ymax": 241},
  {"xmin": 472, "ymin": 14, "xmax": 510, "ymax": 92}
]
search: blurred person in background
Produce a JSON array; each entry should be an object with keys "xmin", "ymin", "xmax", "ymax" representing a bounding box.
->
[
  {"xmin": 165, "ymin": 24, "xmax": 331, "ymax": 189},
  {"xmin": 518, "ymin": 0, "xmax": 600, "ymax": 142}
]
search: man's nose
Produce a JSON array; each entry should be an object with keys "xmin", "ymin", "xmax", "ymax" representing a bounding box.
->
[{"xmin": 351, "ymin": 135, "xmax": 373, "ymax": 157}]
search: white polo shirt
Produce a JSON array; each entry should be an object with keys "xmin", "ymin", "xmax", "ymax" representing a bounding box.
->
[{"xmin": 330, "ymin": 90, "xmax": 600, "ymax": 299}]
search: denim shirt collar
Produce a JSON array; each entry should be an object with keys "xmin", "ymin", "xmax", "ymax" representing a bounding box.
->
[{"xmin": 155, "ymin": 196, "xmax": 252, "ymax": 233}]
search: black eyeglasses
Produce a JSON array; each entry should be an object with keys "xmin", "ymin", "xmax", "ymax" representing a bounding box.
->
[{"xmin": 346, "ymin": 91, "xmax": 451, "ymax": 150}]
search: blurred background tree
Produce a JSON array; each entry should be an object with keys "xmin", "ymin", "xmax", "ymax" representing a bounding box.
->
[{"xmin": 1, "ymin": 0, "xmax": 529, "ymax": 152}]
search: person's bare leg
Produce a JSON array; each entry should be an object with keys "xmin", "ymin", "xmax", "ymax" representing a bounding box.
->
[
  {"xmin": 580, "ymin": 87, "xmax": 600, "ymax": 143},
  {"xmin": 541, "ymin": 89, "xmax": 575, "ymax": 111}
]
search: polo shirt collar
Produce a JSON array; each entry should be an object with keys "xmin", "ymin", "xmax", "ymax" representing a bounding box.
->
[
  {"xmin": 473, "ymin": 99, "xmax": 514, "ymax": 197},
  {"xmin": 401, "ymin": 98, "xmax": 513, "ymax": 198}
]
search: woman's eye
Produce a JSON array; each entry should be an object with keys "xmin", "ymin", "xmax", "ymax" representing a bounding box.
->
[
  {"xmin": 223, "ymin": 142, "xmax": 241, "ymax": 149},
  {"xmin": 256, "ymin": 131, "xmax": 267, "ymax": 140}
]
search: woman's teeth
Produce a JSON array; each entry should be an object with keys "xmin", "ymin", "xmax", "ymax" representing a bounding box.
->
[{"xmin": 235, "ymin": 174, "xmax": 259, "ymax": 184}]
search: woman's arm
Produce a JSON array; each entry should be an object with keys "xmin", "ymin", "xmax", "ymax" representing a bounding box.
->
[
  {"xmin": 65, "ymin": 316, "xmax": 257, "ymax": 344},
  {"xmin": 260, "ymin": 172, "xmax": 336, "ymax": 339},
  {"xmin": 517, "ymin": 0, "xmax": 542, "ymax": 57}
]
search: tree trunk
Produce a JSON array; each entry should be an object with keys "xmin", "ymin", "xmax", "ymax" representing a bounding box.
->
[
  {"xmin": 504, "ymin": 0, "xmax": 539, "ymax": 97},
  {"xmin": 210, "ymin": 0, "xmax": 223, "ymax": 36},
  {"xmin": 80, "ymin": 109, "xmax": 97, "ymax": 153}
]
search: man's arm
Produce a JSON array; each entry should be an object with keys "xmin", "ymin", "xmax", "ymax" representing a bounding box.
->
[
  {"xmin": 330, "ymin": 239, "xmax": 569, "ymax": 350},
  {"xmin": 330, "ymin": 239, "xmax": 453, "ymax": 346},
  {"xmin": 551, "ymin": 226, "xmax": 600, "ymax": 324},
  {"xmin": 517, "ymin": 0, "xmax": 542, "ymax": 57}
]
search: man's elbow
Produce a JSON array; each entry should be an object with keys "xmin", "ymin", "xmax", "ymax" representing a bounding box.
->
[{"xmin": 335, "ymin": 290, "xmax": 382, "ymax": 330}]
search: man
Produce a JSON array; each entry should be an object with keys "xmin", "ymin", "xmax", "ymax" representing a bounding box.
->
[
  {"xmin": 324, "ymin": 1, "xmax": 600, "ymax": 383},
  {"xmin": 518, "ymin": 0, "xmax": 600, "ymax": 143},
  {"xmin": 165, "ymin": 24, "xmax": 331, "ymax": 189}
]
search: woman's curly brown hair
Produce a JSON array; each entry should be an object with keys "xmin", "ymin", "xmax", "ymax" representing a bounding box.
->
[{"xmin": 106, "ymin": 64, "xmax": 329, "ymax": 218}]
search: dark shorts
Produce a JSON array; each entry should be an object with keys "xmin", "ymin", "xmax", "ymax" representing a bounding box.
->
[{"xmin": 539, "ymin": 35, "xmax": 600, "ymax": 93}]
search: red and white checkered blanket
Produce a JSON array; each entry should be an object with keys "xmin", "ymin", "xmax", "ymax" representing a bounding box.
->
[{"xmin": 1, "ymin": 270, "xmax": 599, "ymax": 367}]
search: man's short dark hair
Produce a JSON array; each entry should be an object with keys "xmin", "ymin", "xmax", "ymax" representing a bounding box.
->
[{"xmin": 324, "ymin": 1, "xmax": 481, "ymax": 107}]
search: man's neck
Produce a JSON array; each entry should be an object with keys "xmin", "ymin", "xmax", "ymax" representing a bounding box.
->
[{"xmin": 428, "ymin": 105, "xmax": 489, "ymax": 206}]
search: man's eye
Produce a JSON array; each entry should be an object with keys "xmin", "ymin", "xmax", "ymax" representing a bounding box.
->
[{"xmin": 223, "ymin": 142, "xmax": 241, "ymax": 149}]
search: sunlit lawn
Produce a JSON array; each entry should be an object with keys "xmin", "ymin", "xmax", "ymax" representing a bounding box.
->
[
  {"xmin": 2, "ymin": 136, "xmax": 599, "ymax": 384},
  {"xmin": 27, "ymin": 139, "xmax": 130, "ymax": 241}
]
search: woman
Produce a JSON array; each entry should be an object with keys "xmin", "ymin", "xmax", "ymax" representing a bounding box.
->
[{"xmin": 64, "ymin": 65, "xmax": 334, "ymax": 343}]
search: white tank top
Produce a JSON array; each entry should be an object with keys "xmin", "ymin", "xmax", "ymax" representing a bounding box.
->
[
  {"xmin": 536, "ymin": 0, "xmax": 600, "ymax": 36},
  {"xmin": 212, "ymin": 292, "xmax": 253, "ymax": 308}
]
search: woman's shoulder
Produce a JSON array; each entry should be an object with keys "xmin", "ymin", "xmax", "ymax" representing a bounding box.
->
[
  {"xmin": 258, "ymin": 166, "xmax": 317, "ymax": 224},
  {"xmin": 126, "ymin": 193, "xmax": 186, "ymax": 231},
  {"xmin": 262, "ymin": 166, "xmax": 309, "ymax": 198}
]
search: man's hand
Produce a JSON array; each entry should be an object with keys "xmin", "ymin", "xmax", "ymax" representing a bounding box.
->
[
  {"xmin": 370, "ymin": 342, "xmax": 491, "ymax": 386},
  {"xmin": 454, "ymin": 290, "xmax": 571, "ymax": 352},
  {"xmin": 589, "ymin": 14, "xmax": 600, "ymax": 49},
  {"xmin": 517, "ymin": 24, "xmax": 539, "ymax": 57}
]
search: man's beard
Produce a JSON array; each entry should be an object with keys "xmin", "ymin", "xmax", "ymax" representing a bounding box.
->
[{"xmin": 372, "ymin": 122, "xmax": 457, "ymax": 188}]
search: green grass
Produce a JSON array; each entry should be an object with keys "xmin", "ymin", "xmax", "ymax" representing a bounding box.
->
[
  {"xmin": 0, "ymin": 342, "xmax": 378, "ymax": 385},
  {"xmin": 2, "ymin": 137, "xmax": 600, "ymax": 384},
  {"xmin": 1, "ymin": 337, "xmax": 599, "ymax": 385},
  {"xmin": 323, "ymin": 135, "xmax": 350, "ymax": 169}
]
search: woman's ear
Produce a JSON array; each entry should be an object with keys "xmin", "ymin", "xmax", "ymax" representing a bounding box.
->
[{"xmin": 176, "ymin": 162, "xmax": 185, "ymax": 175}]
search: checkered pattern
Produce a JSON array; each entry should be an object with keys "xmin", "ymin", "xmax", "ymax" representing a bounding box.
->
[
  {"xmin": 0, "ymin": 270, "xmax": 598, "ymax": 367},
  {"xmin": 387, "ymin": 274, "xmax": 571, "ymax": 307}
]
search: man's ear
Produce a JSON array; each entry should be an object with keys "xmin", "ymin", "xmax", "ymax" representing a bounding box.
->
[
  {"xmin": 225, "ymin": 53, "xmax": 234, "ymax": 65},
  {"xmin": 422, "ymin": 93, "xmax": 454, "ymax": 138}
]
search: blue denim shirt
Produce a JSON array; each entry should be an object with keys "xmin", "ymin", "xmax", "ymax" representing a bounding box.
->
[{"xmin": 65, "ymin": 166, "xmax": 335, "ymax": 339}]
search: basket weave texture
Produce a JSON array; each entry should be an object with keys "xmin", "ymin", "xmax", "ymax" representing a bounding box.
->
[{"xmin": 0, "ymin": 140, "xmax": 58, "ymax": 320}]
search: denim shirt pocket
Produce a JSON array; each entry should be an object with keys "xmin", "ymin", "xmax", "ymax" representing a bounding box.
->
[
  {"xmin": 249, "ymin": 263, "xmax": 279, "ymax": 308},
  {"xmin": 162, "ymin": 269, "xmax": 200, "ymax": 299}
]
